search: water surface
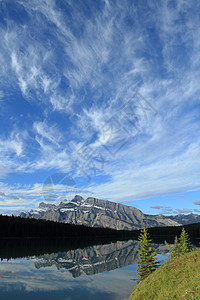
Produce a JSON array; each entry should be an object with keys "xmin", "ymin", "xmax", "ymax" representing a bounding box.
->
[{"xmin": 0, "ymin": 239, "xmax": 169, "ymax": 300}]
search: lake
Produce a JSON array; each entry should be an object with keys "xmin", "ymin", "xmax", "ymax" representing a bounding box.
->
[{"xmin": 0, "ymin": 238, "xmax": 170, "ymax": 300}]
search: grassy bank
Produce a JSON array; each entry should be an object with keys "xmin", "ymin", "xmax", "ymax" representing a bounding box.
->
[{"xmin": 128, "ymin": 249, "xmax": 200, "ymax": 299}]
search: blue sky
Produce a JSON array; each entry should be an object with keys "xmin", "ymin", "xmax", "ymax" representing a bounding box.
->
[{"xmin": 0, "ymin": 0, "xmax": 200, "ymax": 215}]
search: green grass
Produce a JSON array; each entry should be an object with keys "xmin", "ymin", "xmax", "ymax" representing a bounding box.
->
[{"xmin": 128, "ymin": 249, "xmax": 200, "ymax": 300}]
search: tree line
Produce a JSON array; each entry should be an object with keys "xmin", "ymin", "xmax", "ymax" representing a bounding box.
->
[
  {"xmin": 0, "ymin": 214, "xmax": 136, "ymax": 239},
  {"xmin": 1, "ymin": 214, "xmax": 200, "ymax": 241}
]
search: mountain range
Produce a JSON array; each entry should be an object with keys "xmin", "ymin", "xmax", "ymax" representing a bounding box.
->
[
  {"xmin": 20, "ymin": 195, "xmax": 197, "ymax": 230},
  {"xmin": 167, "ymin": 213, "xmax": 200, "ymax": 225}
]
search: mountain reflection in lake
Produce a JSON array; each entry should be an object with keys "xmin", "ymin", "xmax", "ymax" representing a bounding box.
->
[{"xmin": 0, "ymin": 239, "xmax": 169, "ymax": 300}]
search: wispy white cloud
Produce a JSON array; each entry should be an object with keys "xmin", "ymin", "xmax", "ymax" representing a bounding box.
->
[
  {"xmin": 87, "ymin": 138, "xmax": 200, "ymax": 202},
  {"xmin": 0, "ymin": 129, "xmax": 28, "ymax": 177},
  {"xmin": 33, "ymin": 121, "xmax": 62, "ymax": 146}
]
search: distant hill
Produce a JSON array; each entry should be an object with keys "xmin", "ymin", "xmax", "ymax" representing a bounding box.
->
[{"xmin": 20, "ymin": 195, "xmax": 181, "ymax": 230}]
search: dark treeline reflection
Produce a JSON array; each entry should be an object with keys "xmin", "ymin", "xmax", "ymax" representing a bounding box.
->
[
  {"xmin": 0, "ymin": 236, "xmax": 134, "ymax": 260},
  {"xmin": 0, "ymin": 235, "xmax": 186, "ymax": 262},
  {"xmin": 0, "ymin": 238, "xmax": 169, "ymax": 277}
]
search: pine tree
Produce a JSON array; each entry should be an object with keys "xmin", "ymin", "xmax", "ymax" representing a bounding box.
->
[
  {"xmin": 179, "ymin": 228, "xmax": 192, "ymax": 255},
  {"xmin": 165, "ymin": 229, "xmax": 192, "ymax": 260},
  {"xmin": 164, "ymin": 240, "xmax": 175, "ymax": 259},
  {"xmin": 174, "ymin": 235, "xmax": 181, "ymax": 257},
  {"xmin": 166, "ymin": 235, "xmax": 181, "ymax": 259},
  {"xmin": 136, "ymin": 225, "xmax": 159, "ymax": 280}
]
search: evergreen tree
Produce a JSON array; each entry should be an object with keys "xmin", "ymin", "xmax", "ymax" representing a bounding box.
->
[
  {"xmin": 165, "ymin": 229, "xmax": 192, "ymax": 260},
  {"xmin": 166, "ymin": 235, "xmax": 181, "ymax": 259},
  {"xmin": 164, "ymin": 240, "xmax": 175, "ymax": 259},
  {"xmin": 174, "ymin": 235, "xmax": 181, "ymax": 257},
  {"xmin": 136, "ymin": 225, "xmax": 159, "ymax": 280},
  {"xmin": 179, "ymin": 228, "xmax": 192, "ymax": 255}
]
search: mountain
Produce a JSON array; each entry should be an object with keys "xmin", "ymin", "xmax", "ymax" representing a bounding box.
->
[
  {"xmin": 20, "ymin": 195, "xmax": 181, "ymax": 230},
  {"xmin": 168, "ymin": 213, "xmax": 200, "ymax": 225}
]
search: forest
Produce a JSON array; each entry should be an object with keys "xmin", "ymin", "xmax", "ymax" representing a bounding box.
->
[
  {"xmin": 0, "ymin": 214, "xmax": 200, "ymax": 242},
  {"xmin": 0, "ymin": 214, "xmax": 135, "ymax": 239}
]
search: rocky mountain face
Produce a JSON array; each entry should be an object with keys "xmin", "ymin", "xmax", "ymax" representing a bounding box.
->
[
  {"xmin": 21, "ymin": 195, "xmax": 181, "ymax": 230},
  {"xmin": 168, "ymin": 213, "xmax": 200, "ymax": 225},
  {"xmin": 32, "ymin": 240, "xmax": 168, "ymax": 278}
]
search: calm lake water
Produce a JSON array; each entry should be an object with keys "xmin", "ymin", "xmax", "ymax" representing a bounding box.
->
[{"xmin": 0, "ymin": 239, "xmax": 170, "ymax": 300}]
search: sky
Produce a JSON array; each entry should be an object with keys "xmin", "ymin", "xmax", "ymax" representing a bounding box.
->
[{"xmin": 0, "ymin": 0, "xmax": 200, "ymax": 215}]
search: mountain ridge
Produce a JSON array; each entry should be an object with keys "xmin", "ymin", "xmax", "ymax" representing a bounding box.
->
[
  {"xmin": 167, "ymin": 213, "xmax": 200, "ymax": 225},
  {"xmin": 20, "ymin": 195, "xmax": 182, "ymax": 230}
]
